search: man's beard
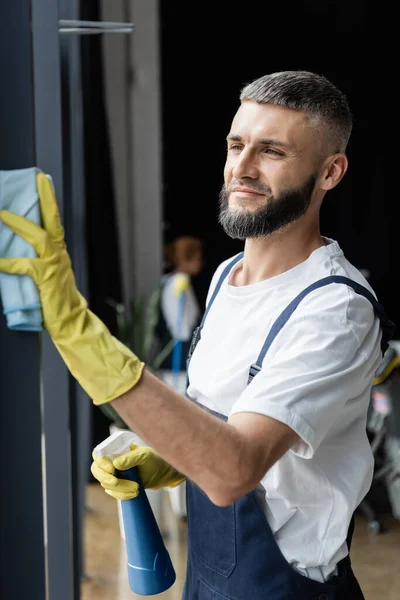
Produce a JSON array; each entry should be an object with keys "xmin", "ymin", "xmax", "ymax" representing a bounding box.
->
[{"xmin": 218, "ymin": 174, "xmax": 316, "ymax": 240}]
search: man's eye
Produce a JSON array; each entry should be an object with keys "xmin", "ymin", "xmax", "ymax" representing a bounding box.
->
[
  {"xmin": 265, "ymin": 148, "xmax": 283, "ymax": 156},
  {"xmin": 227, "ymin": 144, "xmax": 243, "ymax": 152}
]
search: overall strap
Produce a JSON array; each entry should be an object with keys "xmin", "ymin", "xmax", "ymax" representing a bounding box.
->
[
  {"xmin": 185, "ymin": 252, "xmax": 244, "ymax": 387},
  {"xmin": 248, "ymin": 275, "xmax": 395, "ymax": 384},
  {"xmin": 200, "ymin": 252, "xmax": 244, "ymax": 328}
]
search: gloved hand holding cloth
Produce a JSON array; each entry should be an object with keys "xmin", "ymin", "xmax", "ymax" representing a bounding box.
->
[
  {"xmin": 91, "ymin": 443, "xmax": 185, "ymax": 500},
  {"xmin": 0, "ymin": 171, "xmax": 144, "ymax": 405}
]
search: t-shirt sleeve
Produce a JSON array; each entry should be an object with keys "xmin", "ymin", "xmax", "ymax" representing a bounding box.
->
[{"xmin": 230, "ymin": 299, "xmax": 380, "ymax": 458}]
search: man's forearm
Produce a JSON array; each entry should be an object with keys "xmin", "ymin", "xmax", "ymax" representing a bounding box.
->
[{"xmin": 111, "ymin": 367, "xmax": 249, "ymax": 505}]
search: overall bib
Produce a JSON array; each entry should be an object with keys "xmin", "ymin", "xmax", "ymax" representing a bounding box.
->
[{"xmin": 182, "ymin": 253, "xmax": 394, "ymax": 600}]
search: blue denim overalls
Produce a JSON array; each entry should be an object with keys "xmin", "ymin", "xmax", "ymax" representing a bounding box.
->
[{"xmin": 183, "ymin": 253, "xmax": 395, "ymax": 600}]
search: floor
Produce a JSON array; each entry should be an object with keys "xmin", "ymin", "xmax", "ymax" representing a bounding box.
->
[{"xmin": 81, "ymin": 483, "xmax": 400, "ymax": 600}]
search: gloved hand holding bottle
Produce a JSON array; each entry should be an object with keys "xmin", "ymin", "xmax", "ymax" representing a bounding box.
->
[{"xmin": 91, "ymin": 443, "xmax": 185, "ymax": 500}]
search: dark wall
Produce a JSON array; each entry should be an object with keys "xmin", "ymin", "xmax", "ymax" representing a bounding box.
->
[{"xmin": 158, "ymin": 2, "xmax": 395, "ymax": 329}]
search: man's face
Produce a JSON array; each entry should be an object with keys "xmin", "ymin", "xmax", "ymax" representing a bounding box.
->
[{"xmin": 219, "ymin": 101, "xmax": 319, "ymax": 240}]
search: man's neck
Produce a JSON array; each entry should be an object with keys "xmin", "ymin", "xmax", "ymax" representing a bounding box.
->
[{"xmin": 230, "ymin": 228, "xmax": 325, "ymax": 287}]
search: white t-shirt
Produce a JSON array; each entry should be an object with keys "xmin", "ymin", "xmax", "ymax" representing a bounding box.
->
[{"xmin": 186, "ymin": 238, "xmax": 382, "ymax": 583}]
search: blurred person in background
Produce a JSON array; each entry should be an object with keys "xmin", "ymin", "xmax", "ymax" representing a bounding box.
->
[{"xmin": 156, "ymin": 235, "xmax": 203, "ymax": 395}]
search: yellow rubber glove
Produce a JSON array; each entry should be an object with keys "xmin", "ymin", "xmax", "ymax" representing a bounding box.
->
[
  {"xmin": 91, "ymin": 444, "xmax": 185, "ymax": 500},
  {"xmin": 0, "ymin": 172, "xmax": 144, "ymax": 405}
]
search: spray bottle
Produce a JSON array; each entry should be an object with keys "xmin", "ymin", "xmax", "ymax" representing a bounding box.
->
[{"xmin": 93, "ymin": 430, "xmax": 176, "ymax": 596}]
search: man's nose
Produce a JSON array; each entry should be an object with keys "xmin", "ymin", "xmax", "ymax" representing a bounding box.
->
[{"xmin": 231, "ymin": 151, "xmax": 259, "ymax": 180}]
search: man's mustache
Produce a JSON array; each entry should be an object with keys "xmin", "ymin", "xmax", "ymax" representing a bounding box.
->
[{"xmin": 226, "ymin": 180, "xmax": 271, "ymax": 194}]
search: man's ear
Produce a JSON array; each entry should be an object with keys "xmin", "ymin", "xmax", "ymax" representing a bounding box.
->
[{"xmin": 320, "ymin": 153, "xmax": 348, "ymax": 191}]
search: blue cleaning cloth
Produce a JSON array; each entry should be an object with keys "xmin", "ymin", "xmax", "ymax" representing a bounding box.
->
[{"xmin": 0, "ymin": 167, "xmax": 43, "ymax": 331}]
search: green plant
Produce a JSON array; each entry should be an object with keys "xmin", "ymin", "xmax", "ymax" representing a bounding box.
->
[{"xmin": 97, "ymin": 285, "xmax": 175, "ymax": 429}]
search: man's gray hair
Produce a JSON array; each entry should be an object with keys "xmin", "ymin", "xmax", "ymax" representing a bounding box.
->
[{"xmin": 240, "ymin": 70, "xmax": 352, "ymax": 154}]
